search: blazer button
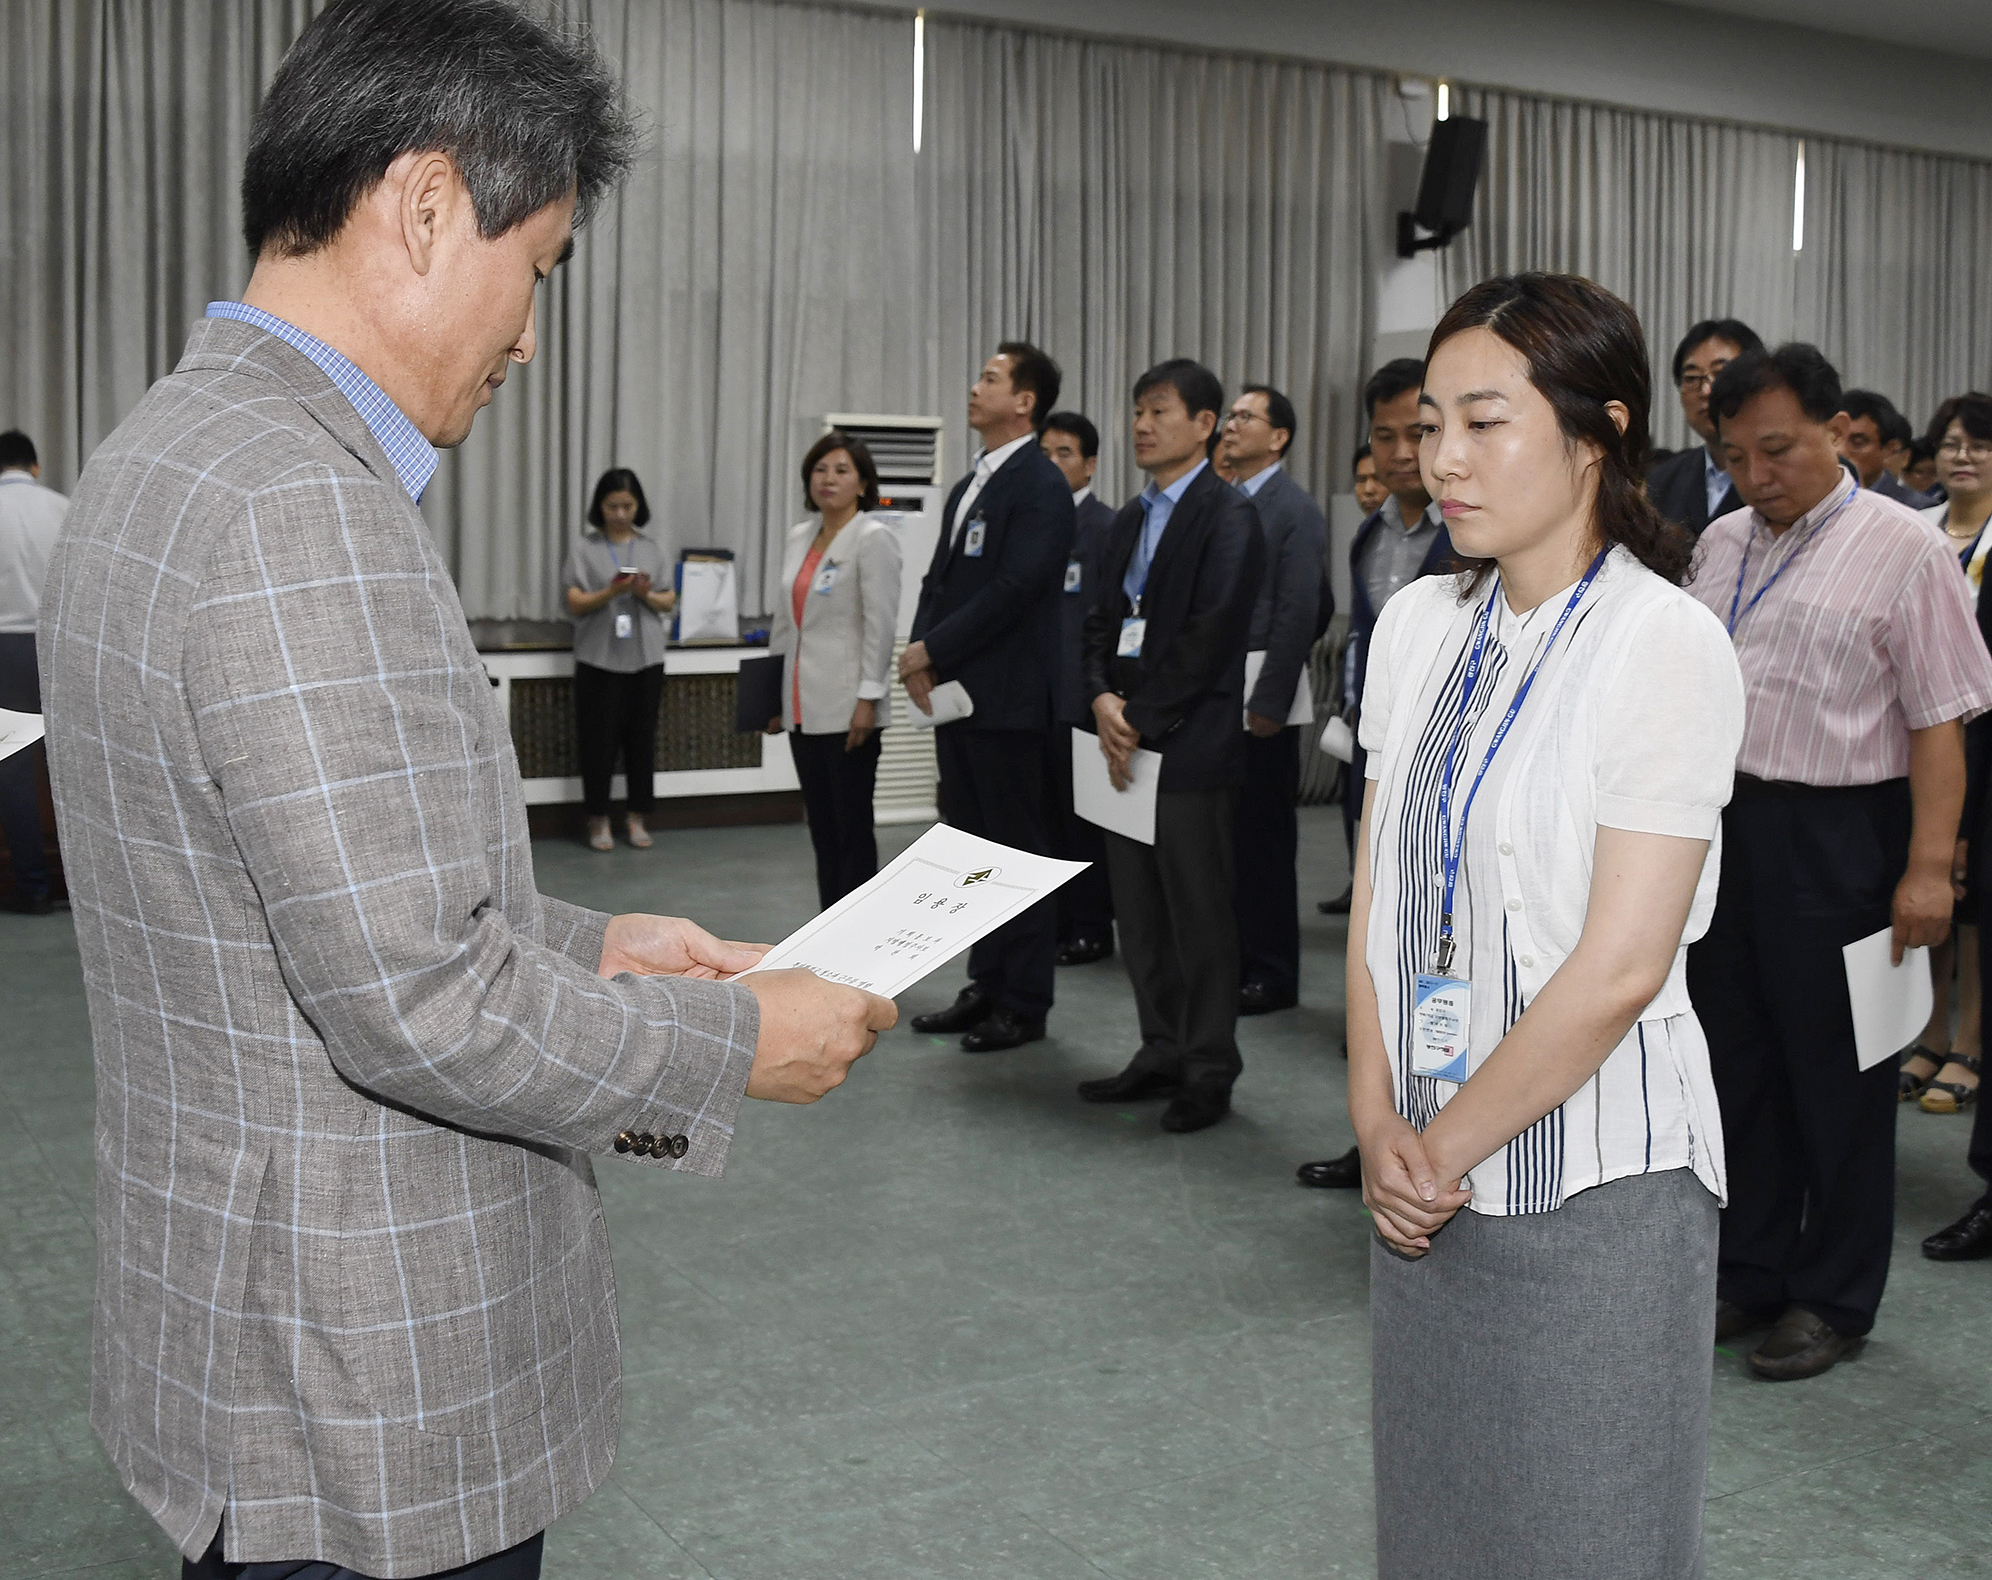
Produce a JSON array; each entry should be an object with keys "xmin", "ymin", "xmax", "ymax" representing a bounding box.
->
[
  {"xmin": 635, "ymin": 1132, "xmax": 657, "ymax": 1154},
  {"xmin": 645, "ymin": 1134, "xmax": 672, "ymax": 1159},
  {"xmin": 613, "ymin": 1131, "xmax": 635, "ymax": 1154},
  {"xmin": 670, "ymin": 1134, "xmax": 690, "ymax": 1159}
]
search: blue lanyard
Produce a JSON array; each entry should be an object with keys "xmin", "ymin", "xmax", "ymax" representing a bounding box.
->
[
  {"xmin": 1433, "ymin": 548, "xmax": 1609, "ymax": 975},
  {"xmin": 1725, "ymin": 483, "xmax": 1857, "ymax": 636}
]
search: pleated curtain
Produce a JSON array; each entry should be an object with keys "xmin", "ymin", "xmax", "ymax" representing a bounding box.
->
[{"xmin": 918, "ymin": 19, "xmax": 1390, "ymax": 510}]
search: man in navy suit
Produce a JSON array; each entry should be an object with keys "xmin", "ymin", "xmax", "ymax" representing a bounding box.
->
[
  {"xmin": 1076, "ymin": 360, "xmax": 1264, "ymax": 1134},
  {"xmin": 1298, "ymin": 358, "xmax": 1452, "ymax": 1190},
  {"xmin": 1645, "ymin": 317, "xmax": 1762, "ymax": 535},
  {"xmin": 1220, "ymin": 384, "xmax": 1329, "ymax": 1015},
  {"xmin": 1841, "ymin": 390, "xmax": 1939, "ymax": 510},
  {"xmin": 1040, "ymin": 410, "xmax": 1118, "ymax": 965},
  {"xmin": 902, "ymin": 342, "xmax": 1077, "ymax": 1051}
]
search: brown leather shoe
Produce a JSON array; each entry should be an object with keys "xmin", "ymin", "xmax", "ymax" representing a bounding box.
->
[{"xmin": 1747, "ymin": 1307, "xmax": 1861, "ymax": 1381}]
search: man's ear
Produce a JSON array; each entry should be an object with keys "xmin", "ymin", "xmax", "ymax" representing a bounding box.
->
[
  {"xmin": 394, "ymin": 151, "xmax": 459, "ymax": 277},
  {"xmin": 1826, "ymin": 410, "xmax": 1853, "ymax": 448}
]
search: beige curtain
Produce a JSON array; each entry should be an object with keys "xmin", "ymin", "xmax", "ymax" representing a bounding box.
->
[{"xmin": 919, "ymin": 18, "xmax": 1390, "ymax": 510}]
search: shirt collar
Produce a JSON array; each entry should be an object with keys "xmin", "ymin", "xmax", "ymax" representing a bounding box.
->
[
  {"xmin": 206, "ymin": 301, "xmax": 439, "ymax": 504},
  {"xmin": 974, "ymin": 432, "xmax": 1035, "ymax": 477},
  {"xmin": 0, "ymin": 471, "xmax": 35, "ymax": 484},
  {"xmin": 1383, "ymin": 493, "xmax": 1439, "ymax": 534},
  {"xmin": 1703, "ymin": 446, "xmax": 1724, "ymax": 481},
  {"xmin": 1141, "ymin": 458, "xmax": 1207, "ymax": 509},
  {"xmin": 1237, "ymin": 460, "xmax": 1281, "ymax": 498},
  {"xmin": 1071, "ymin": 486, "xmax": 1093, "ymax": 508}
]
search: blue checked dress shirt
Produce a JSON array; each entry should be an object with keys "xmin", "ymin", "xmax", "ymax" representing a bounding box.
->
[
  {"xmin": 1123, "ymin": 458, "xmax": 1208, "ymax": 605},
  {"xmin": 205, "ymin": 300, "xmax": 439, "ymax": 503}
]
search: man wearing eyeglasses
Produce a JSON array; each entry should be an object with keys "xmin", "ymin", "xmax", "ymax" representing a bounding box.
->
[
  {"xmin": 1649, "ymin": 318, "xmax": 1766, "ymax": 535},
  {"xmin": 1219, "ymin": 385, "xmax": 1328, "ymax": 1016}
]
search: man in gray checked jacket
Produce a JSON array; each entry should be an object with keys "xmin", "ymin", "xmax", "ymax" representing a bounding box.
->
[{"xmin": 37, "ymin": 4, "xmax": 893, "ymax": 1577}]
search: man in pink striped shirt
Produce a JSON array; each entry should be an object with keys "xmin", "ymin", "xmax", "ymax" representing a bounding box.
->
[{"xmin": 1687, "ymin": 343, "xmax": 1992, "ymax": 1381}]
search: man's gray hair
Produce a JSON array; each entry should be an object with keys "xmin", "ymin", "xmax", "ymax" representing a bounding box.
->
[{"xmin": 242, "ymin": 0, "xmax": 637, "ymax": 257}]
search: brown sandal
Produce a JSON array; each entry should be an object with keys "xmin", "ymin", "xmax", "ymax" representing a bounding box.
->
[
  {"xmin": 1899, "ymin": 1045, "xmax": 1945, "ymax": 1102},
  {"xmin": 1921, "ymin": 1053, "xmax": 1982, "ymax": 1115}
]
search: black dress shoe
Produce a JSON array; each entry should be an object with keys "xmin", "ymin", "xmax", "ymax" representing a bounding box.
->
[
  {"xmin": 1238, "ymin": 980, "xmax": 1298, "ymax": 1016},
  {"xmin": 911, "ymin": 985, "xmax": 991, "ymax": 1035},
  {"xmin": 1317, "ymin": 885, "xmax": 1352, "ymax": 915},
  {"xmin": 1923, "ymin": 1195, "xmax": 1992, "ymax": 1260},
  {"xmin": 1056, "ymin": 933, "xmax": 1114, "ymax": 966},
  {"xmin": 1296, "ymin": 1146, "xmax": 1362, "ymax": 1188},
  {"xmin": 1715, "ymin": 1298, "xmax": 1775, "ymax": 1344},
  {"xmin": 960, "ymin": 1009, "xmax": 1045, "ymax": 1053},
  {"xmin": 1077, "ymin": 1067, "xmax": 1182, "ymax": 1104},
  {"xmin": 1160, "ymin": 1089, "xmax": 1231, "ymax": 1133},
  {"xmin": 1747, "ymin": 1307, "xmax": 1861, "ymax": 1381}
]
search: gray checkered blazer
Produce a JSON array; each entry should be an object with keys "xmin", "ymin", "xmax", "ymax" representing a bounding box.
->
[{"xmin": 39, "ymin": 317, "xmax": 760, "ymax": 1576}]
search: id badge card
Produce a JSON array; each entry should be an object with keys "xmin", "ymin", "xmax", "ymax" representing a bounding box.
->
[
  {"xmin": 1117, "ymin": 617, "xmax": 1147, "ymax": 657},
  {"xmin": 812, "ymin": 562, "xmax": 840, "ymax": 594},
  {"xmin": 964, "ymin": 518, "xmax": 987, "ymax": 557},
  {"xmin": 613, "ymin": 611, "xmax": 634, "ymax": 640},
  {"xmin": 1064, "ymin": 559, "xmax": 1083, "ymax": 593},
  {"xmin": 1411, "ymin": 974, "xmax": 1472, "ymax": 1082}
]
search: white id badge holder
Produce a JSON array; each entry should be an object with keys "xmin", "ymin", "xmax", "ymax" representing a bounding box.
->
[
  {"xmin": 1064, "ymin": 560, "xmax": 1082, "ymax": 592},
  {"xmin": 964, "ymin": 518, "xmax": 987, "ymax": 557},
  {"xmin": 613, "ymin": 611, "xmax": 634, "ymax": 640},
  {"xmin": 813, "ymin": 562, "xmax": 840, "ymax": 594},
  {"xmin": 1117, "ymin": 616, "xmax": 1146, "ymax": 657},
  {"xmin": 1411, "ymin": 973, "xmax": 1471, "ymax": 1083}
]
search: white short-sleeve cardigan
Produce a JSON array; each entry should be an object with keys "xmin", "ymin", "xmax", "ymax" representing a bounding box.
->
[{"xmin": 1359, "ymin": 546, "xmax": 1746, "ymax": 1215}]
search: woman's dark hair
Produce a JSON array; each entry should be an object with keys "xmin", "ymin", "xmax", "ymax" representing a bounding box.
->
[
  {"xmin": 1427, "ymin": 272, "xmax": 1692, "ymax": 591},
  {"xmin": 799, "ymin": 430, "xmax": 881, "ymax": 513},
  {"xmin": 587, "ymin": 467, "xmax": 650, "ymax": 528},
  {"xmin": 242, "ymin": 0, "xmax": 637, "ymax": 258},
  {"xmin": 1926, "ymin": 392, "xmax": 1992, "ymax": 446}
]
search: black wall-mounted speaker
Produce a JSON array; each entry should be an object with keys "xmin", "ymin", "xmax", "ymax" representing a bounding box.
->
[{"xmin": 1398, "ymin": 115, "xmax": 1487, "ymax": 258}]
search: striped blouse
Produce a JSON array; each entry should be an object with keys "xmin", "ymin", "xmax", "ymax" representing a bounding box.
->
[
  {"xmin": 1691, "ymin": 474, "xmax": 1992, "ymax": 785},
  {"xmin": 1359, "ymin": 549, "xmax": 1744, "ymax": 1215}
]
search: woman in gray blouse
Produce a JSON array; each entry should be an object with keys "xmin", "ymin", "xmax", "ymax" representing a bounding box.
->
[
  {"xmin": 768, "ymin": 432, "xmax": 901, "ymax": 908},
  {"xmin": 564, "ymin": 468, "xmax": 675, "ymax": 851}
]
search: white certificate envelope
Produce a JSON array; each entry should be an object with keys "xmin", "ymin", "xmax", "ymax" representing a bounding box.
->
[
  {"xmin": 900, "ymin": 680, "xmax": 974, "ymax": 729},
  {"xmin": 1069, "ymin": 726, "xmax": 1160, "ymax": 845},
  {"xmin": 0, "ymin": 708, "xmax": 44, "ymax": 764},
  {"xmin": 1841, "ymin": 928, "xmax": 1933, "ymax": 1071},
  {"xmin": 1242, "ymin": 650, "xmax": 1314, "ymax": 728},
  {"xmin": 739, "ymin": 823, "xmax": 1087, "ymax": 997}
]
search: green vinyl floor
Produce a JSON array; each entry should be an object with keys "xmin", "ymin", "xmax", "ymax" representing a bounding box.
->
[{"xmin": 2, "ymin": 805, "xmax": 1987, "ymax": 1578}]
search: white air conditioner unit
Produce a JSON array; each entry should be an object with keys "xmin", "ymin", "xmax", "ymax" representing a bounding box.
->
[{"xmin": 821, "ymin": 414, "xmax": 948, "ymax": 826}]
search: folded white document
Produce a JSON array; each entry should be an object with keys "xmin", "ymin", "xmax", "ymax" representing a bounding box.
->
[
  {"xmin": 1243, "ymin": 650, "xmax": 1314, "ymax": 728},
  {"xmin": 738, "ymin": 823, "xmax": 1087, "ymax": 996},
  {"xmin": 1319, "ymin": 715, "xmax": 1355, "ymax": 764},
  {"xmin": 900, "ymin": 679, "xmax": 973, "ymax": 729},
  {"xmin": 0, "ymin": 708, "xmax": 44, "ymax": 764},
  {"xmin": 1070, "ymin": 726, "xmax": 1160, "ymax": 845},
  {"xmin": 1842, "ymin": 927, "xmax": 1933, "ymax": 1071}
]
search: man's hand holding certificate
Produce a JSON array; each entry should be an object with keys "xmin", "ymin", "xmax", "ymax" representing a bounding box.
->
[{"xmin": 741, "ymin": 824, "xmax": 1089, "ymax": 998}]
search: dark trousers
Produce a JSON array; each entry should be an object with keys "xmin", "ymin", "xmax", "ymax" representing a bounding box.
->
[
  {"xmin": 1972, "ymin": 846, "xmax": 1992, "ymax": 1191},
  {"xmin": 790, "ymin": 727, "xmax": 882, "ymax": 910},
  {"xmin": 935, "ymin": 724, "xmax": 1057, "ymax": 1020},
  {"xmin": 1341, "ymin": 737, "xmax": 1364, "ymax": 864},
  {"xmin": 1043, "ymin": 725, "xmax": 1113, "ymax": 942},
  {"xmin": 1686, "ymin": 777, "xmax": 1909, "ymax": 1336},
  {"xmin": 0, "ymin": 633, "xmax": 47, "ymax": 899},
  {"xmin": 186, "ymin": 1523, "xmax": 541, "ymax": 1579},
  {"xmin": 1105, "ymin": 789, "xmax": 1241, "ymax": 1094},
  {"xmin": 573, "ymin": 661, "xmax": 663, "ymax": 816},
  {"xmin": 1233, "ymin": 725, "xmax": 1301, "ymax": 997}
]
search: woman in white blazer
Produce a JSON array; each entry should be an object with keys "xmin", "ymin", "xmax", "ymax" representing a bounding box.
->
[{"xmin": 768, "ymin": 431, "xmax": 902, "ymax": 908}]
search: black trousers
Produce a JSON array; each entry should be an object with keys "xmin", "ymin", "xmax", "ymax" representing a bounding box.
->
[
  {"xmin": 0, "ymin": 632, "xmax": 47, "ymax": 899},
  {"xmin": 186, "ymin": 1523, "xmax": 541, "ymax": 1579},
  {"xmin": 790, "ymin": 727, "xmax": 882, "ymax": 910},
  {"xmin": 1233, "ymin": 725, "xmax": 1301, "ymax": 997},
  {"xmin": 934, "ymin": 724, "xmax": 1057, "ymax": 1020},
  {"xmin": 1972, "ymin": 844, "xmax": 1992, "ymax": 1191},
  {"xmin": 572, "ymin": 661, "xmax": 664, "ymax": 816},
  {"xmin": 1043, "ymin": 725, "xmax": 1113, "ymax": 943},
  {"xmin": 1104, "ymin": 789, "xmax": 1241, "ymax": 1094},
  {"xmin": 1686, "ymin": 777, "xmax": 1909, "ymax": 1336},
  {"xmin": 1341, "ymin": 730, "xmax": 1366, "ymax": 864}
]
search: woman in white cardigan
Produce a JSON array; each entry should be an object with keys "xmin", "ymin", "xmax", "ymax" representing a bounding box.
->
[{"xmin": 768, "ymin": 431, "xmax": 902, "ymax": 908}]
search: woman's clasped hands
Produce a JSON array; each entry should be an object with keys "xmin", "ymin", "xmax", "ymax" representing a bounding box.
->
[{"xmin": 1355, "ymin": 1111, "xmax": 1473, "ymax": 1258}]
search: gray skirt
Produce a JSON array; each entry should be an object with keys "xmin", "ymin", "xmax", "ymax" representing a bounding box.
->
[{"xmin": 1370, "ymin": 1168, "xmax": 1719, "ymax": 1580}]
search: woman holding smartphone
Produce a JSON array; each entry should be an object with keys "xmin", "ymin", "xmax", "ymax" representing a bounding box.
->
[
  {"xmin": 1348, "ymin": 274, "xmax": 1744, "ymax": 1578},
  {"xmin": 564, "ymin": 467, "xmax": 674, "ymax": 852}
]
